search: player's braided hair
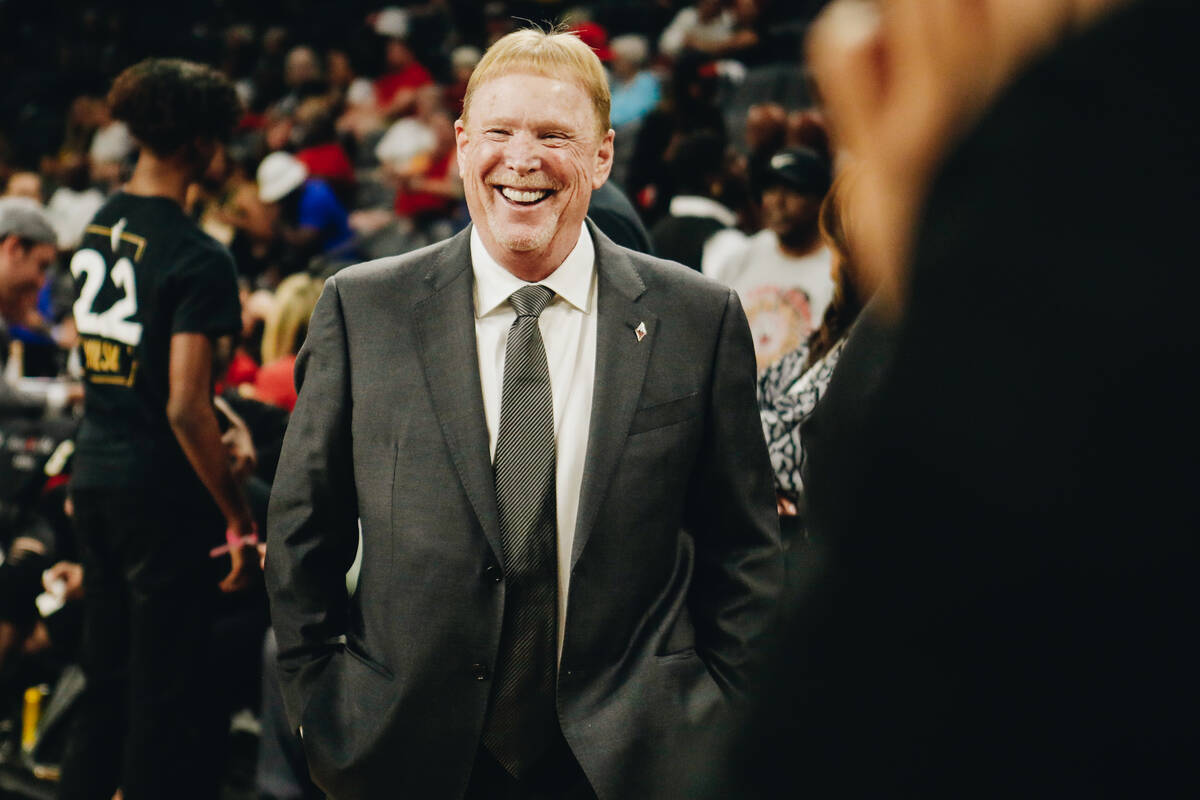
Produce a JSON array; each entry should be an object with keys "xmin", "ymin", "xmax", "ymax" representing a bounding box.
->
[{"xmin": 108, "ymin": 58, "xmax": 241, "ymax": 157}]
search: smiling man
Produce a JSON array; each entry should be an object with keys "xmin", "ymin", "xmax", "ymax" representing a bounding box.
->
[{"xmin": 265, "ymin": 26, "xmax": 782, "ymax": 800}]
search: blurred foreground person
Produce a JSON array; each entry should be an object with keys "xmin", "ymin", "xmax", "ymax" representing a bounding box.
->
[
  {"xmin": 266, "ymin": 26, "xmax": 781, "ymax": 800},
  {"xmin": 742, "ymin": 0, "xmax": 1200, "ymax": 795},
  {"xmin": 59, "ymin": 59, "xmax": 258, "ymax": 800}
]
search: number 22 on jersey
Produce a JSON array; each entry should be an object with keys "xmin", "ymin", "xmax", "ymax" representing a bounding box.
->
[
  {"xmin": 71, "ymin": 249, "xmax": 144, "ymax": 347},
  {"xmin": 72, "ymin": 219, "xmax": 145, "ymax": 385}
]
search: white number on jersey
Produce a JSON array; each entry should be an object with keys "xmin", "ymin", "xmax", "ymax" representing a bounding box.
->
[{"xmin": 71, "ymin": 249, "xmax": 144, "ymax": 347}]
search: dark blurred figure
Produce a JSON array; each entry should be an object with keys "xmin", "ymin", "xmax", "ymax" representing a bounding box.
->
[
  {"xmin": 785, "ymin": 107, "xmax": 830, "ymax": 162},
  {"xmin": 741, "ymin": 0, "xmax": 1200, "ymax": 796},
  {"xmin": 744, "ymin": 102, "xmax": 788, "ymax": 198},
  {"xmin": 444, "ymin": 45, "xmax": 482, "ymax": 116},
  {"xmin": 628, "ymin": 52, "xmax": 727, "ymax": 225},
  {"xmin": 586, "ymin": 181, "xmax": 654, "ymax": 255},
  {"xmin": 251, "ymin": 27, "xmax": 294, "ymax": 114},
  {"xmin": 481, "ymin": 1, "xmax": 519, "ymax": 47},
  {"xmin": 649, "ymin": 131, "xmax": 744, "ymax": 272}
]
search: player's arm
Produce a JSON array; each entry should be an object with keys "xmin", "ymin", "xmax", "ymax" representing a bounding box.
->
[{"xmin": 166, "ymin": 331, "xmax": 257, "ymax": 592}]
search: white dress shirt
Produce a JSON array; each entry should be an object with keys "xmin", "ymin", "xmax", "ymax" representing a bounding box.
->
[{"xmin": 471, "ymin": 223, "xmax": 598, "ymax": 655}]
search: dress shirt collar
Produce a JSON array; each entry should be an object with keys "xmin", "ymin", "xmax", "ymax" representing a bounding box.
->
[{"xmin": 471, "ymin": 222, "xmax": 595, "ymax": 319}]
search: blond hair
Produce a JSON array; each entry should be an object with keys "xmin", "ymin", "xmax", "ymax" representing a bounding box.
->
[
  {"xmin": 261, "ymin": 274, "xmax": 322, "ymax": 364},
  {"xmin": 461, "ymin": 26, "xmax": 611, "ymax": 137}
]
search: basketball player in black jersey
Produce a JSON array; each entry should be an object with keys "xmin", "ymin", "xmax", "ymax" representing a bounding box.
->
[{"xmin": 59, "ymin": 59, "xmax": 257, "ymax": 800}]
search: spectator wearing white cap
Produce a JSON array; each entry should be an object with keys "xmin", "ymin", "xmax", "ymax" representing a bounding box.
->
[{"xmin": 257, "ymin": 151, "xmax": 357, "ymax": 275}]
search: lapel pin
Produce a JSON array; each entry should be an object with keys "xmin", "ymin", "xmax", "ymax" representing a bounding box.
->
[{"xmin": 635, "ymin": 321, "xmax": 647, "ymax": 342}]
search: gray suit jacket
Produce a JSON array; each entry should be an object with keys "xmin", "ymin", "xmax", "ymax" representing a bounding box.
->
[{"xmin": 265, "ymin": 221, "xmax": 782, "ymax": 799}]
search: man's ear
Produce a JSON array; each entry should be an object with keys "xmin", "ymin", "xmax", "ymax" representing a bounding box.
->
[
  {"xmin": 593, "ymin": 128, "xmax": 615, "ymax": 189},
  {"xmin": 0, "ymin": 234, "xmax": 21, "ymax": 260},
  {"xmin": 454, "ymin": 119, "xmax": 469, "ymax": 178}
]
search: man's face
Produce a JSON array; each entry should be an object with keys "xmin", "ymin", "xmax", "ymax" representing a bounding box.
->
[
  {"xmin": 456, "ymin": 71, "xmax": 614, "ymax": 277},
  {"xmin": 0, "ymin": 238, "xmax": 56, "ymax": 320},
  {"xmin": 761, "ymin": 185, "xmax": 822, "ymax": 242}
]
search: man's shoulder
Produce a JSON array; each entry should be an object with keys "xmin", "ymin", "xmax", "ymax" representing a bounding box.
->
[{"xmin": 328, "ymin": 233, "xmax": 464, "ymax": 295}]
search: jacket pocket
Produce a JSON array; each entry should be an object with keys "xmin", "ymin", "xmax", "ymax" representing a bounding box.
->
[{"xmin": 629, "ymin": 391, "xmax": 702, "ymax": 435}]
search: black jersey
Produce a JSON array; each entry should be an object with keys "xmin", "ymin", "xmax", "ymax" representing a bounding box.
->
[{"xmin": 71, "ymin": 192, "xmax": 240, "ymax": 491}]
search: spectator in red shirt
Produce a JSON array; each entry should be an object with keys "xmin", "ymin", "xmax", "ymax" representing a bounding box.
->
[
  {"xmin": 340, "ymin": 9, "xmax": 434, "ymax": 141},
  {"xmin": 293, "ymin": 97, "xmax": 356, "ymax": 205},
  {"xmin": 372, "ymin": 10, "xmax": 433, "ymax": 120}
]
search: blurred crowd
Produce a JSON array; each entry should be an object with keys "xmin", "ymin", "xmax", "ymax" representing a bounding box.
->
[{"xmin": 2, "ymin": 0, "xmax": 835, "ymax": 383}]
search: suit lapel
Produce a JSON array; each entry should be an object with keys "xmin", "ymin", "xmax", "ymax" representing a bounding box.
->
[
  {"xmin": 572, "ymin": 223, "xmax": 657, "ymax": 567},
  {"xmin": 412, "ymin": 227, "xmax": 503, "ymax": 560}
]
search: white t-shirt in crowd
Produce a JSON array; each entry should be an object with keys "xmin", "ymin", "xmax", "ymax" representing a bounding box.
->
[{"xmin": 711, "ymin": 230, "xmax": 834, "ymax": 371}]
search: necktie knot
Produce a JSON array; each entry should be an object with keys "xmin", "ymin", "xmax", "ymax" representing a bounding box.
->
[{"xmin": 509, "ymin": 285, "xmax": 555, "ymax": 319}]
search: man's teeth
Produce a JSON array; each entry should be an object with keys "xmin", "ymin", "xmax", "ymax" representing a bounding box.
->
[{"xmin": 500, "ymin": 187, "xmax": 549, "ymax": 203}]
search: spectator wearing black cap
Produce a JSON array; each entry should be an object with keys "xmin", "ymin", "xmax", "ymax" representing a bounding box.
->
[{"xmin": 710, "ymin": 146, "xmax": 833, "ymax": 370}]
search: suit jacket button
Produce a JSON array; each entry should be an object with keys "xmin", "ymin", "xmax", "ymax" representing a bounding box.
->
[
  {"xmin": 472, "ymin": 663, "xmax": 489, "ymax": 681},
  {"xmin": 484, "ymin": 564, "xmax": 502, "ymax": 582}
]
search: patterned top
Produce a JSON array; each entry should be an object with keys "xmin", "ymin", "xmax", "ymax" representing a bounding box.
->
[{"xmin": 757, "ymin": 336, "xmax": 848, "ymax": 494}]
